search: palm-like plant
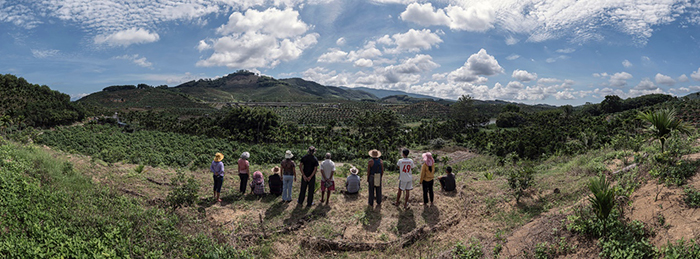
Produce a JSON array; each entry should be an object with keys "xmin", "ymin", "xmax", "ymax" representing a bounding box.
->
[
  {"xmin": 637, "ymin": 108, "xmax": 693, "ymax": 153},
  {"xmin": 588, "ymin": 175, "xmax": 616, "ymax": 235}
]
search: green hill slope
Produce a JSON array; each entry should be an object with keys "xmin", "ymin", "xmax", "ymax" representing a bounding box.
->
[
  {"xmin": 0, "ymin": 74, "xmax": 85, "ymax": 127},
  {"xmin": 77, "ymin": 87, "xmax": 212, "ymax": 112}
]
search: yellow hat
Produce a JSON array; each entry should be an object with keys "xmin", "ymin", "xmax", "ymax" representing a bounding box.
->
[{"xmin": 214, "ymin": 152, "xmax": 224, "ymax": 162}]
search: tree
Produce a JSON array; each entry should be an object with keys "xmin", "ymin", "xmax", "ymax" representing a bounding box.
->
[
  {"xmin": 451, "ymin": 95, "xmax": 484, "ymax": 131},
  {"xmin": 600, "ymin": 95, "xmax": 623, "ymax": 114},
  {"xmin": 502, "ymin": 103, "xmax": 520, "ymax": 113},
  {"xmin": 637, "ymin": 108, "xmax": 693, "ymax": 153}
]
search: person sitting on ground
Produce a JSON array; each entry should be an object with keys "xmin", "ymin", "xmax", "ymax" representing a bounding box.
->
[
  {"xmin": 438, "ymin": 166, "xmax": 456, "ymax": 192},
  {"xmin": 346, "ymin": 167, "xmax": 361, "ymax": 195},
  {"xmin": 269, "ymin": 166, "xmax": 283, "ymax": 196},
  {"xmin": 250, "ymin": 171, "xmax": 265, "ymax": 196}
]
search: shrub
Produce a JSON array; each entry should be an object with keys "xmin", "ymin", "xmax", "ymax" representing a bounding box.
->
[
  {"xmin": 650, "ymin": 159, "xmax": 699, "ymax": 186},
  {"xmin": 684, "ymin": 188, "xmax": 700, "ymax": 208},
  {"xmin": 660, "ymin": 238, "xmax": 700, "ymax": 259},
  {"xmin": 166, "ymin": 170, "xmax": 200, "ymax": 209},
  {"xmin": 453, "ymin": 239, "xmax": 484, "ymax": 259},
  {"xmin": 588, "ymin": 175, "xmax": 616, "ymax": 224},
  {"xmin": 507, "ymin": 166, "xmax": 534, "ymax": 203},
  {"xmin": 429, "ymin": 138, "xmax": 446, "ymax": 149}
]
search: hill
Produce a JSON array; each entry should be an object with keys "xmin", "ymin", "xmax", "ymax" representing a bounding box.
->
[
  {"xmin": 172, "ymin": 71, "xmax": 376, "ymax": 103},
  {"xmin": 77, "ymin": 86, "xmax": 213, "ymax": 113},
  {"xmin": 0, "ymin": 74, "xmax": 85, "ymax": 127},
  {"xmin": 685, "ymin": 91, "xmax": 700, "ymax": 100},
  {"xmin": 340, "ymin": 86, "xmax": 438, "ymax": 100}
]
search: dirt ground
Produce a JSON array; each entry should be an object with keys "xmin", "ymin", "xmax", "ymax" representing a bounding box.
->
[{"xmin": 41, "ymin": 144, "xmax": 700, "ymax": 258}]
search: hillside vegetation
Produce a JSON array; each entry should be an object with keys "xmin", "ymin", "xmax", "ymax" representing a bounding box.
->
[{"xmin": 0, "ymin": 74, "xmax": 85, "ymax": 127}]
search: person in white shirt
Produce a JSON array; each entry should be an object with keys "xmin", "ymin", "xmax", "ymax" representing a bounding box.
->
[
  {"xmin": 395, "ymin": 149, "xmax": 415, "ymax": 209},
  {"xmin": 320, "ymin": 153, "xmax": 336, "ymax": 205}
]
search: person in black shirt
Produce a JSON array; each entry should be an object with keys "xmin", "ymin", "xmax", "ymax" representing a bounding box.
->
[
  {"xmin": 269, "ymin": 166, "xmax": 283, "ymax": 196},
  {"xmin": 298, "ymin": 146, "xmax": 319, "ymax": 207},
  {"xmin": 438, "ymin": 166, "xmax": 456, "ymax": 192}
]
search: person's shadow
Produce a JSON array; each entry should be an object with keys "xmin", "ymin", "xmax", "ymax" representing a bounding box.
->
[
  {"xmin": 421, "ymin": 205, "xmax": 440, "ymax": 227},
  {"xmin": 396, "ymin": 209, "xmax": 416, "ymax": 235},
  {"xmin": 342, "ymin": 191, "xmax": 360, "ymax": 202},
  {"xmin": 361, "ymin": 205, "xmax": 383, "ymax": 232},
  {"xmin": 265, "ymin": 200, "xmax": 289, "ymax": 220}
]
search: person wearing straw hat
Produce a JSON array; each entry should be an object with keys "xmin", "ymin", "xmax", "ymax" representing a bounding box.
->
[
  {"xmin": 395, "ymin": 149, "xmax": 415, "ymax": 209},
  {"xmin": 420, "ymin": 152, "xmax": 436, "ymax": 207},
  {"xmin": 281, "ymin": 150, "xmax": 296, "ymax": 202},
  {"xmin": 367, "ymin": 149, "xmax": 384, "ymax": 207},
  {"xmin": 210, "ymin": 152, "xmax": 225, "ymax": 203},
  {"xmin": 238, "ymin": 152, "xmax": 250, "ymax": 194},
  {"xmin": 346, "ymin": 167, "xmax": 361, "ymax": 195},
  {"xmin": 250, "ymin": 171, "xmax": 265, "ymax": 196},
  {"xmin": 298, "ymin": 146, "xmax": 319, "ymax": 207},
  {"xmin": 269, "ymin": 166, "xmax": 283, "ymax": 196}
]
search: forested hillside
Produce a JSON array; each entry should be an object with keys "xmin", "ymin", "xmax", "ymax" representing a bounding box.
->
[{"xmin": 0, "ymin": 74, "xmax": 85, "ymax": 127}]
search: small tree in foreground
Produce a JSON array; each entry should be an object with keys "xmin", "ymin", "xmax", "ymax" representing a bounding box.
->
[
  {"xmin": 637, "ymin": 108, "xmax": 692, "ymax": 153},
  {"xmin": 588, "ymin": 175, "xmax": 615, "ymax": 235}
]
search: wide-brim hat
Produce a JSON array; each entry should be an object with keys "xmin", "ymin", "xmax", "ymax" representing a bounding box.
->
[
  {"xmin": 240, "ymin": 152, "xmax": 250, "ymax": 159},
  {"xmin": 272, "ymin": 166, "xmax": 280, "ymax": 174},
  {"xmin": 214, "ymin": 152, "xmax": 224, "ymax": 162},
  {"xmin": 285, "ymin": 150, "xmax": 294, "ymax": 159},
  {"xmin": 350, "ymin": 167, "xmax": 359, "ymax": 175},
  {"xmin": 368, "ymin": 149, "xmax": 381, "ymax": 158}
]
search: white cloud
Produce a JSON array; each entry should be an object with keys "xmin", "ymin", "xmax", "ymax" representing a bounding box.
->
[
  {"xmin": 655, "ymin": 73, "xmax": 676, "ymax": 86},
  {"xmin": 31, "ymin": 49, "xmax": 59, "ymax": 58},
  {"xmin": 354, "ymin": 58, "xmax": 373, "ymax": 67},
  {"xmin": 448, "ymin": 49, "xmax": 502, "ymax": 83},
  {"xmin": 609, "ymin": 72, "xmax": 633, "ymax": 87},
  {"xmin": 678, "ymin": 74, "xmax": 689, "ymax": 82},
  {"xmin": 505, "ymin": 36, "xmax": 519, "ymax": 45},
  {"xmin": 94, "ymin": 28, "xmax": 159, "ymax": 47},
  {"xmin": 556, "ymin": 48, "xmax": 575, "ymax": 53},
  {"xmin": 302, "ymin": 67, "xmax": 351, "ymax": 86},
  {"xmin": 400, "ymin": 2, "xmax": 496, "ymax": 32},
  {"xmin": 197, "ymin": 8, "xmax": 318, "ymax": 69},
  {"xmin": 692, "ymin": 67, "xmax": 700, "ymax": 81},
  {"xmin": 378, "ymin": 54, "xmax": 439, "ymax": 83},
  {"xmin": 512, "ymin": 69, "xmax": 537, "ymax": 82},
  {"xmin": 317, "ymin": 48, "xmax": 348, "ymax": 63},
  {"xmin": 506, "ymin": 54, "xmax": 520, "ymax": 60},
  {"xmin": 634, "ymin": 78, "xmax": 657, "ymax": 90},
  {"xmin": 336, "ymin": 37, "xmax": 346, "ymax": 46},
  {"xmin": 115, "ymin": 54, "xmax": 153, "ymax": 68},
  {"xmin": 538, "ymin": 78, "xmax": 561, "ymax": 84},
  {"xmin": 379, "ymin": 29, "xmax": 443, "ymax": 53},
  {"xmin": 197, "ymin": 40, "xmax": 211, "ymax": 51},
  {"xmin": 622, "ymin": 59, "xmax": 633, "ymax": 68}
]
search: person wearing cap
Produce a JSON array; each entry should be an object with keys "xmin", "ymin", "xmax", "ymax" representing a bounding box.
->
[
  {"xmin": 281, "ymin": 150, "xmax": 296, "ymax": 202},
  {"xmin": 420, "ymin": 152, "xmax": 436, "ymax": 207},
  {"xmin": 346, "ymin": 167, "xmax": 361, "ymax": 195},
  {"xmin": 367, "ymin": 149, "xmax": 384, "ymax": 207},
  {"xmin": 210, "ymin": 152, "xmax": 225, "ymax": 203},
  {"xmin": 238, "ymin": 152, "xmax": 250, "ymax": 194},
  {"xmin": 269, "ymin": 166, "xmax": 283, "ymax": 196},
  {"xmin": 298, "ymin": 146, "xmax": 319, "ymax": 207},
  {"xmin": 250, "ymin": 171, "xmax": 265, "ymax": 196},
  {"xmin": 319, "ymin": 153, "xmax": 336, "ymax": 205},
  {"xmin": 395, "ymin": 149, "xmax": 415, "ymax": 209}
]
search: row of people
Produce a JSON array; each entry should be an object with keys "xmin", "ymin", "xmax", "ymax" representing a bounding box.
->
[{"xmin": 209, "ymin": 147, "xmax": 456, "ymax": 206}]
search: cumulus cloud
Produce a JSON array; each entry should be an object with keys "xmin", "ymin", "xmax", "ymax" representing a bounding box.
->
[
  {"xmin": 115, "ymin": 54, "xmax": 153, "ymax": 68},
  {"xmin": 692, "ymin": 67, "xmax": 700, "ymax": 81},
  {"xmin": 197, "ymin": 40, "xmax": 212, "ymax": 51},
  {"xmin": 635, "ymin": 78, "xmax": 657, "ymax": 90},
  {"xmin": 655, "ymin": 73, "xmax": 676, "ymax": 86},
  {"xmin": 302, "ymin": 67, "xmax": 351, "ymax": 87},
  {"xmin": 512, "ymin": 69, "xmax": 537, "ymax": 82},
  {"xmin": 609, "ymin": 72, "xmax": 633, "ymax": 87},
  {"xmin": 400, "ymin": 2, "xmax": 496, "ymax": 32},
  {"xmin": 678, "ymin": 74, "xmax": 689, "ymax": 82},
  {"xmin": 556, "ymin": 48, "xmax": 575, "ymax": 53},
  {"xmin": 378, "ymin": 29, "xmax": 443, "ymax": 53},
  {"xmin": 622, "ymin": 59, "xmax": 633, "ymax": 68},
  {"xmin": 31, "ymin": 49, "xmax": 59, "ymax": 58},
  {"xmin": 506, "ymin": 54, "xmax": 520, "ymax": 60},
  {"xmin": 94, "ymin": 28, "xmax": 159, "ymax": 47},
  {"xmin": 318, "ymin": 48, "xmax": 348, "ymax": 63},
  {"xmin": 447, "ymin": 49, "xmax": 503, "ymax": 83},
  {"xmin": 197, "ymin": 8, "xmax": 318, "ymax": 69},
  {"xmin": 377, "ymin": 54, "xmax": 439, "ymax": 84},
  {"xmin": 538, "ymin": 78, "xmax": 561, "ymax": 84},
  {"xmin": 354, "ymin": 58, "xmax": 373, "ymax": 67}
]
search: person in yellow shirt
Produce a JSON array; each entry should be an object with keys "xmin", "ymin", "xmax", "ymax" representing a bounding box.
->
[{"xmin": 420, "ymin": 152, "xmax": 435, "ymax": 207}]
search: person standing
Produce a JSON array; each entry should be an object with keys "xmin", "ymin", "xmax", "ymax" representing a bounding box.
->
[
  {"xmin": 395, "ymin": 149, "xmax": 415, "ymax": 209},
  {"xmin": 269, "ymin": 166, "xmax": 283, "ymax": 196},
  {"xmin": 238, "ymin": 152, "xmax": 250, "ymax": 194},
  {"xmin": 420, "ymin": 152, "xmax": 435, "ymax": 206},
  {"xmin": 346, "ymin": 167, "xmax": 361, "ymax": 195},
  {"xmin": 281, "ymin": 150, "xmax": 296, "ymax": 202},
  {"xmin": 319, "ymin": 153, "xmax": 336, "ymax": 205},
  {"xmin": 210, "ymin": 152, "xmax": 225, "ymax": 203},
  {"xmin": 367, "ymin": 149, "xmax": 384, "ymax": 207},
  {"xmin": 298, "ymin": 146, "xmax": 319, "ymax": 207}
]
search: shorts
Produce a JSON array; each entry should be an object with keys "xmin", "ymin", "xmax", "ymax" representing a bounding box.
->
[
  {"xmin": 321, "ymin": 179, "xmax": 335, "ymax": 191},
  {"xmin": 398, "ymin": 179, "xmax": 413, "ymax": 190}
]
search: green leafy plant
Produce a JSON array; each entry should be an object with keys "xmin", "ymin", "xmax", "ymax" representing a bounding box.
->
[
  {"xmin": 166, "ymin": 170, "xmax": 200, "ymax": 209},
  {"xmin": 661, "ymin": 238, "xmax": 700, "ymax": 259},
  {"xmin": 453, "ymin": 238, "xmax": 484, "ymax": 259},
  {"xmin": 683, "ymin": 188, "xmax": 700, "ymax": 208},
  {"xmin": 637, "ymin": 108, "xmax": 693, "ymax": 153},
  {"xmin": 588, "ymin": 175, "xmax": 616, "ymax": 225},
  {"xmin": 507, "ymin": 166, "xmax": 534, "ymax": 203},
  {"xmin": 483, "ymin": 171, "xmax": 494, "ymax": 180}
]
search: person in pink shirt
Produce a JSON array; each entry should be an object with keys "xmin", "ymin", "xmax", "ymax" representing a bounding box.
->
[{"xmin": 238, "ymin": 152, "xmax": 250, "ymax": 194}]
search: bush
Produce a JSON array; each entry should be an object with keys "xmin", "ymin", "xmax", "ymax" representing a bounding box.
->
[
  {"xmin": 507, "ymin": 166, "xmax": 534, "ymax": 203},
  {"xmin": 661, "ymin": 238, "xmax": 700, "ymax": 259},
  {"xmin": 650, "ymin": 159, "xmax": 699, "ymax": 186},
  {"xmin": 166, "ymin": 170, "xmax": 200, "ymax": 209},
  {"xmin": 429, "ymin": 138, "xmax": 446, "ymax": 149},
  {"xmin": 588, "ymin": 175, "xmax": 616, "ymax": 223},
  {"xmin": 453, "ymin": 239, "xmax": 484, "ymax": 259},
  {"xmin": 684, "ymin": 188, "xmax": 700, "ymax": 208}
]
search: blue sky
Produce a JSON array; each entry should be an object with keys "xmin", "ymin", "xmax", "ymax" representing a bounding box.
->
[{"xmin": 2, "ymin": 0, "xmax": 700, "ymax": 105}]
